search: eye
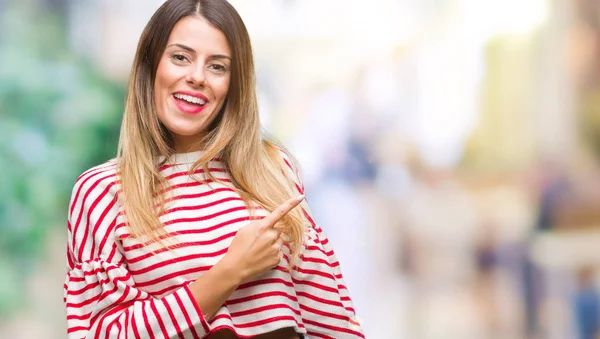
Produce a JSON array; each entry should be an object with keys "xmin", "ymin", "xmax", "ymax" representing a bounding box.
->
[
  {"xmin": 170, "ymin": 53, "xmax": 189, "ymax": 63},
  {"xmin": 208, "ymin": 63, "xmax": 229, "ymax": 74}
]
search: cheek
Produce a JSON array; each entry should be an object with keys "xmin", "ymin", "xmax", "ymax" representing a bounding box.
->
[
  {"xmin": 155, "ymin": 61, "xmax": 179, "ymax": 93},
  {"xmin": 155, "ymin": 68, "xmax": 167, "ymax": 90},
  {"xmin": 215, "ymin": 78, "xmax": 231, "ymax": 100},
  {"xmin": 154, "ymin": 66, "xmax": 179, "ymax": 112}
]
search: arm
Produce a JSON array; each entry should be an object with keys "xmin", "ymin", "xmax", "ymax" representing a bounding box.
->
[
  {"xmin": 64, "ymin": 163, "xmax": 218, "ymax": 338},
  {"xmin": 278, "ymin": 151, "xmax": 365, "ymax": 338},
  {"xmin": 292, "ymin": 210, "xmax": 364, "ymax": 338}
]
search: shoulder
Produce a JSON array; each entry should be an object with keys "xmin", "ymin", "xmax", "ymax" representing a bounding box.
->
[
  {"xmin": 263, "ymin": 140, "xmax": 305, "ymax": 191},
  {"xmin": 67, "ymin": 159, "xmax": 123, "ymax": 263},
  {"xmin": 69, "ymin": 159, "xmax": 120, "ymax": 214},
  {"xmin": 263, "ymin": 140, "xmax": 299, "ymax": 170}
]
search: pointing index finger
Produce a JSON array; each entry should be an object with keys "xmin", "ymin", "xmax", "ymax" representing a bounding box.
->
[{"xmin": 261, "ymin": 195, "xmax": 305, "ymax": 229}]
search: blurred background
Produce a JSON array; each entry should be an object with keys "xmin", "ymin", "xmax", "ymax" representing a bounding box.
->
[{"xmin": 2, "ymin": 0, "xmax": 600, "ymax": 338}]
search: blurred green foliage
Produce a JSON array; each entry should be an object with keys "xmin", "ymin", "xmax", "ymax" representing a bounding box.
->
[{"xmin": 0, "ymin": 2, "xmax": 125, "ymax": 316}]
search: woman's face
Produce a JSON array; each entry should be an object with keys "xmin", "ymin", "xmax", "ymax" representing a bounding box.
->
[{"xmin": 154, "ymin": 15, "xmax": 232, "ymax": 152}]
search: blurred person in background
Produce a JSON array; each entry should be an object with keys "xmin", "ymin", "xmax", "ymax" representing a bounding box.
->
[
  {"xmin": 523, "ymin": 159, "xmax": 571, "ymax": 338},
  {"xmin": 572, "ymin": 266, "xmax": 600, "ymax": 339},
  {"xmin": 62, "ymin": 0, "xmax": 363, "ymax": 338}
]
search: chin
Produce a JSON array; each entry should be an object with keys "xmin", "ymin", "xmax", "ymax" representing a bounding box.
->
[{"xmin": 173, "ymin": 128, "xmax": 205, "ymax": 138}]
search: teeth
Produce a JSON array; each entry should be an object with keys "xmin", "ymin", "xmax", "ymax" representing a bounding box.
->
[{"xmin": 174, "ymin": 93, "xmax": 206, "ymax": 105}]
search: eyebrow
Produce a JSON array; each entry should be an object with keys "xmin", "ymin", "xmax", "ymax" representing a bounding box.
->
[{"xmin": 167, "ymin": 43, "xmax": 231, "ymax": 60}]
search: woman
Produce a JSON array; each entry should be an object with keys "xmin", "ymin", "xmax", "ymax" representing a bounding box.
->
[{"xmin": 63, "ymin": 0, "xmax": 364, "ymax": 338}]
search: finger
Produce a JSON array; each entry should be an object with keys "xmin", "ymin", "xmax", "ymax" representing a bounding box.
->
[
  {"xmin": 261, "ymin": 195, "xmax": 305, "ymax": 229},
  {"xmin": 275, "ymin": 237, "xmax": 285, "ymax": 263},
  {"xmin": 271, "ymin": 222, "xmax": 286, "ymax": 237},
  {"xmin": 263, "ymin": 229, "xmax": 281, "ymax": 243},
  {"xmin": 274, "ymin": 235, "xmax": 284, "ymax": 248},
  {"xmin": 279, "ymin": 232, "xmax": 291, "ymax": 243}
]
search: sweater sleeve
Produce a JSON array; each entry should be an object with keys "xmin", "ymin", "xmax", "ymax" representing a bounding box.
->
[
  {"xmin": 63, "ymin": 163, "xmax": 211, "ymax": 339},
  {"xmin": 279, "ymin": 152, "xmax": 365, "ymax": 339}
]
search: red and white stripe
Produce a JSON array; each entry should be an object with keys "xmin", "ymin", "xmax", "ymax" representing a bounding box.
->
[{"xmin": 64, "ymin": 151, "xmax": 364, "ymax": 338}]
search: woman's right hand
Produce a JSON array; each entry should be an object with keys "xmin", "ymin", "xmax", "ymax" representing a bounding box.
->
[{"xmin": 222, "ymin": 194, "xmax": 305, "ymax": 282}]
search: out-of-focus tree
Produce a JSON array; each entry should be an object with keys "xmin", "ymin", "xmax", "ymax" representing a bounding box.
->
[{"xmin": 0, "ymin": 1, "xmax": 125, "ymax": 317}]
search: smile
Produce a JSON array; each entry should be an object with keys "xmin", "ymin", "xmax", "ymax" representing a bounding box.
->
[
  {"xmin": 174, "ymin": 93, "xmax": 206, "ymax": 105},
  {"xmin": 172, "ymin": 91, "xmax": 209, "ymax": 115}
]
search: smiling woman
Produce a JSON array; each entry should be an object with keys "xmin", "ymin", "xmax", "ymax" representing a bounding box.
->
[
  {"xmin": 63, "ymin": 0, "xmax": 364, "ymax": 338},
  {"xmin": 155, "ymin": 16, "xmax": 231, "ymax": 150}
]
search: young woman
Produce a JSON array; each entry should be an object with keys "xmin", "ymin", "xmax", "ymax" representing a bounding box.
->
[{"xmin": 63, "ymin": 0, "xmax": 364, "ymax": 338}]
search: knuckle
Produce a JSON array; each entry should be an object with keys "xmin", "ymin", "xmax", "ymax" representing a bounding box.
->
[
  {"xmin": 268, "ymin": 231, "xmax": 279, "ymax": 241},
  {"xmin": 258, "ymin": 222, "xmax": 269, "ymax": 231}
]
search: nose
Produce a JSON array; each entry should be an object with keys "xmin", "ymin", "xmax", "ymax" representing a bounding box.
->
[{"xmin": 185, "ymin": 64, "xmax": 205, "ymax": 87}]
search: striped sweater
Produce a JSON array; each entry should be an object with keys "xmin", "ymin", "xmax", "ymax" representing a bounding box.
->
[{"xmin": 64, "ymin": 151, "xmax": 364, "ymax": 339}]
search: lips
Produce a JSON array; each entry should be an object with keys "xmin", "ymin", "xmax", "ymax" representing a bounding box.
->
[{"xmin": 172, "ymin": 91, "xmax": 209, "ymax": 115}]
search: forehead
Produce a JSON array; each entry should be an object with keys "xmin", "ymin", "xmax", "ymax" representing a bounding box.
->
[{"xmin": 167, "ymin": 16, "xmax": 230, "ymax": 56}]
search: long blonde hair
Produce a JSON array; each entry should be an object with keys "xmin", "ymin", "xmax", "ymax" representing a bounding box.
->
[{"xmin": 117, "ymin": 0, "xmax": 305, "ymax": 265}]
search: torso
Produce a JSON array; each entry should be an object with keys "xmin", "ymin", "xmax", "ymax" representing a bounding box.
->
[{"xmin": 111, "ymin": 154, "xmax": 306, "ymax": 337}]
